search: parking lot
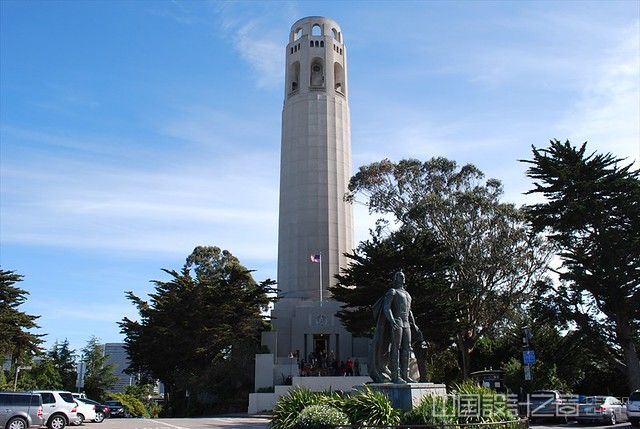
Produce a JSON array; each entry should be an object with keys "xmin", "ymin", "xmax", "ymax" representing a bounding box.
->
[{"xmin": 84, "ymin": 418, "xmax": 634, "ymax": 429}]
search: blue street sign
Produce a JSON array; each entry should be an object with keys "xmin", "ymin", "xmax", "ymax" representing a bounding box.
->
[{"xmin": 523, "ymin": 350, "xmax": 536, "ymax": 365}]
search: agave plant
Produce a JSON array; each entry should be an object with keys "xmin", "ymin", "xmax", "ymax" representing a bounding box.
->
[
  {"xmin": 343, "ymin": 387, "xmax": 400, "ymax": 427},
  {"xmin": 318, "ymin": 391, "xmax": 348, "ymax": 411},
  {"xmin": 402, "ymin": 394, "xmax": 457, "ymax": 425},
  {"xmin": 271, "ymin": 388, "xmax": 323, "ymax": 429},
  {"xmin": 452, "ymin": 381, "xmax": 515, "ymax": 423}
]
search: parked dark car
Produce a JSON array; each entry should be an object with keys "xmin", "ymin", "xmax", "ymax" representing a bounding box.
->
[
  {"xmin": 103, "ymin": 401, "xmax": 127, "ymax": 418},
  {"xmin": 577, "ymin": 396, "xmax": 628, "ymax": 425},
  {"xmin": 0, "ymin": 392, "xmax": 44, "ymax": 429},
  {"xmin": 75, "ymin": 399, "xmax": 110, "ymax": 423}
]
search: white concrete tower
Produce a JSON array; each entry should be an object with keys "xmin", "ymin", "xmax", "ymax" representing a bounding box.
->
[
  {"xmin": 251, "ymin": 18, "xmax": 369, "ymax": 404},
  {"xmin": 278, "ymin": 16, "xmax": 353, "ymax": 301}
]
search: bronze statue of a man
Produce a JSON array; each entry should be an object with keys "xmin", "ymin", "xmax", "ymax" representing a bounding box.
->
[{"xmin": 369, "ymin": 270, "xmax": 421, "ymax": 384}]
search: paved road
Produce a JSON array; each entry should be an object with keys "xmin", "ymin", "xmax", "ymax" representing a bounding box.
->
[
  {"xmin": 531, "ymin": 422, "xmax": 633, "ymax": 429},
  {"xmin": 85, "ymin": 417, "xmax": 270, "ymax": 429},
  {"xmin": 85, "ymin": 417, "xmax": 637, "ymax": 429}
]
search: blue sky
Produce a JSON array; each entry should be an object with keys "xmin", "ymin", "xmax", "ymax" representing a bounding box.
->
[{"xmin": 1, "ymin": 1, "xmax": 638, "ymax": 354}]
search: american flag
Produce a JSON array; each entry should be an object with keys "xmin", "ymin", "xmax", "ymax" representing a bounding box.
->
[{"xmin": 310, "ymin": 254, "xmax": 321, "ymax": 263}]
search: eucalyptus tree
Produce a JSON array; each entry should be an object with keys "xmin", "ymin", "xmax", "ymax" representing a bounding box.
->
[{"xmin": 345, "ymin": 157, "xmax": 551, "ymax": 377}]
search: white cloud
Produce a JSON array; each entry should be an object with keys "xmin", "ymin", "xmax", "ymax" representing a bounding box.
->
[
  {"xmin": 555, "ymin": 23, "xmax": 640, "ymax": 165},
  {"xmin": 1, "ymin": 119, "xmax": 279, "ymax": 262},
  {"xmin": 216, "ymin": 2, "xmax": 299, "ymax": 89},
  {"xmin": 232, "ymin": 22, "xmax": 284, "ymax": 89}
]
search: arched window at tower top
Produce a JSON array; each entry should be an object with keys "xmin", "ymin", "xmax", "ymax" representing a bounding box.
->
[
  {"xmin": 310, "ymin": 58, "xmax": 325, "ymax": 88},
  {"xmin": 293, "ymin": 28, "xmax": 303, "ymax": 41},
  {"xmin": 311, "ymin": 24, "xmax": 322, "ymax": 36},
  {"xmin": 334, "ymin": 62, "xmax": 345, "ymax": 96},
  {"xmin": 331, "ymin": 28, "xmax": 338, "ymax": 40}
]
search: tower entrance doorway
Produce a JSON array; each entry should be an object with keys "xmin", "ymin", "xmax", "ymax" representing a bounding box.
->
[{"xmin": 313, "ymin": 334, "xmax": 329, "ymax": 356}]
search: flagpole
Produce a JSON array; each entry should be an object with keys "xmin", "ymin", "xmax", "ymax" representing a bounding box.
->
[{"xmin": 319, "ymin": 253, "xmax": 323, "ymax": 306}]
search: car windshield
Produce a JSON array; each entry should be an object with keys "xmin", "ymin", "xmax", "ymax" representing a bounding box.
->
[
  {"xmin": 59, "ymin": 393, "xmax": 76, "ymax": 403},
  {"xmin": 630, "ymin": 392, "xmax": 640, "ymax": 401},
  {"xmin": 583, "ymin": 397, "xmax": 607, "ymax": 404},
  {"xmin": 81, "ymin": 399, "xmax": 99, "ymax": 405},
  {"xmin": 105, "ymin": 401, "xmax": 121, "ymax": 406}
]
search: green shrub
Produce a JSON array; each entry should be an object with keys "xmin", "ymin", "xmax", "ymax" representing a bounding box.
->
[
  {"xmin": 146, "ymin": 401, "xmax": 162, "ymax": 418},
  {"xmin": 402, "ymin": 394, "xmax": 457, "ymax": 425},
  {"xmin": 295, "ymin": 404, "xmax": 349, "ymax": 429},
  {"xmin": 343, "ymin": 387, "xmax": 400, "ymax": 427},
  {"xmin": 452, "ymin": 381, "xmax": 514, "ymax": 423},
  {"xmin": 110, "ymin": 392, "xmax": 148, "ymax": 417},
  {"xmin": 272, "ymin": 388, "xmax": 323, "ymax": 429}
]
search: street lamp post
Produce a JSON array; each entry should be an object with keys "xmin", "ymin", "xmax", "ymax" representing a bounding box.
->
[
  {"xmin": 522, "ymin": 326, "xmax": 535, "ymax": 384},
  {"xmin": 13, "ymin": 366, "xmax": 32, "ymax": 391},
  {"xmin": 288, "ymin": 352, "xmax": 295, "ymax": 383}
]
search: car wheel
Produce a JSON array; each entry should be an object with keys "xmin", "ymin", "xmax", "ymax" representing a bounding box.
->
[
  {"xmin": 76, "ymin": 414, "xmax": 85, "ymax": 425},
  {"xmin": 7, "ymin": 417, "xmax": 28, "ymax": 429},
  {"xmin": 94, "ymin": 412, "xmax": 104, "ymax": 423},
  {"xmin": 609, "ymin": 412, "xmax": 617, "ymax": 425},
  {"xmin": 48, "ymin": 414, "xmax": 67, "ymax": 429}
]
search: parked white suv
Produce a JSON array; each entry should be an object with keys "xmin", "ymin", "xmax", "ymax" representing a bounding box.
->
[
  {"xmin": 33, "ymin": 391, "xmax": 77, "ymax": 429},
  {"xmin": 628, "ymin": 390, "xmax": 640, "ymax": 427},
  {"xmin": 73, "ymin": 399, "xmax": 96, "ymax": 425}
]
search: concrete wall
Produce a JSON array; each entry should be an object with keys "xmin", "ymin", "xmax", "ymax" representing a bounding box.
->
[
  {"xmin": 254, "ymin": 354, "xmax": 275, "ymax": 391},
  {"xmin": 248, "ymin": 377, "xmax": 372, "ymax": 414},
  {"xmin": 248, "ymin": 385, "xmax": 295, "ymax": 414},
  {"xmin": 293, "ymin": 376, "xmax": 371, "ymax": 392}
]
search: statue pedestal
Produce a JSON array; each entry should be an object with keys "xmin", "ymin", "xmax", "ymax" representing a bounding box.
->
[{"xmin": 366, "ymin": 383, "xmax": 447, "ymax": 411}]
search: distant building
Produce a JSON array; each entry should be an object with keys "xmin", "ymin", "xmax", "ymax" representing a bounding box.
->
[{"xmin": 103, "ymin": 343, "xmax": 132, "ymax": 393}]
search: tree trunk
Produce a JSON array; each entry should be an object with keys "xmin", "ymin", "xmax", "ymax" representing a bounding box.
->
[
  {"xmin": 617, "ymin": 316, "xmax": 640, "ymax": 390},
  {"xmin": 456, "ymin": 334, "xmax": 471, "ymax": 379}
]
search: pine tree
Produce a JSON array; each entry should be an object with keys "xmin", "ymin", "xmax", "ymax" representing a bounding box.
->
[
  {"xmin": 522, "ymin": 140, "xmax": 640, "ymax": 390},
  {"xmin": 49, "ymin": 339, "xmax": 78, "ymax": 391},
  {"xmin": 120, "ymin": 246, "xmax": 276, "ymax": 415},
  {"xmin": 82, "ymin": 337, "xmax": 117, "ymax": 401},
  {"xmin": 0, "ymin": 269, "xmax": 43, "ymax": 365}
]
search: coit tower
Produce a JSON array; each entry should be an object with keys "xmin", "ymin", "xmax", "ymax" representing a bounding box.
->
[
  {"xmin": 278, "ymin": 16, "xmax": 353, "ymax": 301},
  {"xmin": 253, "ymin": 17, "xmax": 368, "ymax": 400},
  {"xmin": 262, "ymin": 16, "xmax": 367, "ymax": 364}
]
